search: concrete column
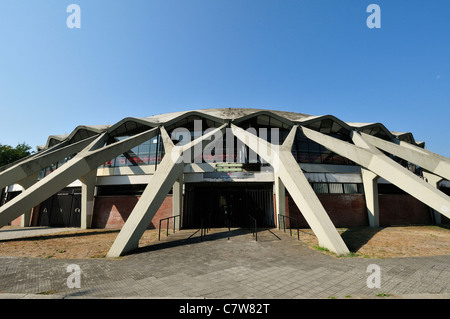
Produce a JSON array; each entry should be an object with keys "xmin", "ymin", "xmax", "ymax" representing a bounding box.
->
[
  {"xmin": 172, "ymin": 174, "xmax": 183, "ymax": 230},
  {"xmin": 422, "ymin": 171, "xmax": 443, "ymax": 224},
  {"xmin": 17, "ymin": 172, "xmax": 39, "ymax": 227},
  {"xmin": 361, "ymin": 168, "xmax": 380, "ymax": 227},
  {"xmin": 274, "ymin": 175, "xmax": 285, "ymax": 228},
  {"xmin": 80, "ymin": 170, "xmax": 97, "ymax": 229}
]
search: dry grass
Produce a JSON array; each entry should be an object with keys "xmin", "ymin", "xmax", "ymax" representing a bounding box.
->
[
  {"xmin": 0, "ymin": 225, "xmax": 449, "ymax": 259},
  {"xmin": 0, "ymin": 227, "xmax": 164, "ymax": 259},
  {"xmin": 298, "ymin": 225, "xmax": 450, "ymax": 258}
]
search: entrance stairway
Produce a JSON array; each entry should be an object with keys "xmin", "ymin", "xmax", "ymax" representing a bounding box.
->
[{"xmin": 157, "ymin": 227, "xmax": 301, "ymax": 244}]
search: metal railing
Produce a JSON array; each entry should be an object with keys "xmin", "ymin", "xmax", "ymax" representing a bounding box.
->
[
  {"xmin": 278, "ymin": 214, "xmax": 300, "ymax": 240},
  {"xmin": 158, "ymin": 215, "xmax": 181, "ymax": 241},
  {"xmin": 248, "ymin": 215, "xmax": 257, "ymax": 241},
  {"xmin": 200, "ymin": 214, "xmax": 212, "ymax": 241}
]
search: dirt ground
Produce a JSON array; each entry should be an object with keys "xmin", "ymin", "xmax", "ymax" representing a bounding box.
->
[
  {"xmin": 298, "ymin": 225, "xmax": 450, "ymax": 258},
  {"xmin": 0, "ymin": 225, "xmax": 449, "ymax": 259}
]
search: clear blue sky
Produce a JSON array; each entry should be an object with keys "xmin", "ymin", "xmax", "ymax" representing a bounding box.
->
[{"xmin": 0, "ymin": 0, "xmax": 449, "ymax": 156}]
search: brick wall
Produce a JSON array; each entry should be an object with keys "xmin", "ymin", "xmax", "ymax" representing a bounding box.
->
[
  {"xmin": 284, "ymin": 193, "xmax": 437, "ymax": 228},
  {"xmin": 285, "ymin": 194, "xmax": 368, "ymax": 228},
  {"xmin": 91, "ymin": 195, "xmax": 174, "ymax": 229},
  {"xmin": 378, "ymin": 194, "xmax": 432, "ymax": 226}
]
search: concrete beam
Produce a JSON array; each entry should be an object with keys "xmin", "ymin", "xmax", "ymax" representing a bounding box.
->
[
  {"xmin": 0, "ymin": 135, "xmax": 99, "ymax": 190},
  {"xmin": 302, "ymin": 127, "xmax": 450, "ymax": 220},
  {"xmin": 360, "ymin": 132, "xmax": 450, "ymax": 181},
  {"xmin": 231, "ymin": 124, "xmax": 350, "ymax": 255},
  {"xmin": 107, "ymin": 124, "xmax": 227, "ymax": 257}
]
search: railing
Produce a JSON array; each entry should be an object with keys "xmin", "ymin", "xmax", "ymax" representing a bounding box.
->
[
  {"xmin": 248, "ymin": 215, "xmax": 257, "ymax": 241},
  {"xmin": 200, "ymin": 213, "xmax": 212, "ymax": 241},
  {"xmin": 278, "ymin": 214, "xmax": 300, "ymax": 240},
  {"xmin": 158, "ymin": 215, "xmax": 181, "ymax": 241}
]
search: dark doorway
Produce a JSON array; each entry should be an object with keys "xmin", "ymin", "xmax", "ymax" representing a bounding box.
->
[
  {"xmin": 38, "ymin": 187, "xmax": 81, "ymax": 227},
  {"xmin": 183, "ymin": 182, "xmax": 274, "ymax": 229}
]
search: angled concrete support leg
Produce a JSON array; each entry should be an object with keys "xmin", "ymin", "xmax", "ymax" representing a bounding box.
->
[
  {"xmin": 172, "ymin": 174, "xmax": 183, "ymax": 230},
  {"xmin": 231, "ymin": 124, "xmax": 350, "ymax": 255},
  {"xmin": 0, "ymin": 127, "xmax": 159, "ymax": 228},
  {"xmin": 0, "ymin": 135, "xmax": 98, "ymax": 190},
  {"xmin": 107, "ymin": 124, "xmax": 227, "ymax": 257},
  {"xmin": 361, "ymin": 168, "xmax": 380, "ymax": 227},
  {"xmin": 80, "ymin": 170, "xmax": 97, "ymax": 229},
  {"xmin": 106, "ymin": 153, "xmax": 185, "ymax": 257},
  {"xmin": 302, "ymin": 127, "xmax": 450, "ymax": 221},
  {"xmin": 17, "ymin": 172, "xmax": 39, "ymax": 227},
  {"xmin": 361, "ymin": 132, "xmax": 450, "ymax": 181}
]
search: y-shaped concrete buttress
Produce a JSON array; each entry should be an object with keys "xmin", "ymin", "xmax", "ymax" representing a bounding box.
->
[
  {"xmin": 0, "ymin": 128, "xmax": 159, "ymax": 228},
  {"xmin": 0, "ymin": 136, "xmax": 98, "ymax": 190},
  {"xmin": 360, "ymin": 132, "xmax": 450, "ymax": 182},
  {"xmin": 107, "ymin": 124, "xmax": 227, "ymax": 257},
  {"xmin": 302, "ymin": 127, "xmax": 450, "ymax": 220},
  {"xmin": 231, "ymin": 124, "xmax": 350, "ymax": 256}
]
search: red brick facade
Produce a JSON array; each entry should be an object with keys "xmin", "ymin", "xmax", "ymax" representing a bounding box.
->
[
  {"xmin": 284, "ymin": 193, "xmax": 436, "ymax": 228},
  {"xmin": 91, "ymin": 195, "xmax": 174, "ymax": 229},
  {"xmin": 14, "ymin": 192, "xmax": 444, "ymax": 229}
]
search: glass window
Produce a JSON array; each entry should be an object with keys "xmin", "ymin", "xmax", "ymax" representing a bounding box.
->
[
  {"xmin": 313, "ymin": 183, "xmax": 329, "ymax": 194},
  {"xmin": 329, "ymin": 183, "xmax": 344, "ymax": 194},
  {"xmin": 343, "ymin": 183, "xmax": 358, "ymax": 194}
]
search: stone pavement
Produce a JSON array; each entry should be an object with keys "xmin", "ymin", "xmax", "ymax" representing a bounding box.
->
[
  {"xmin": 0, "ymin": 227, "xmax": 449, "ymax": 299},
  {"xmin": 0, "ymin": 226, "xmax": 79, "ymax": 240}
]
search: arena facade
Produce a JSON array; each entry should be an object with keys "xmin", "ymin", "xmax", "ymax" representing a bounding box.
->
[{"xmin": 0, "ymin": 108, "xmax": 449, "ymax": 257}]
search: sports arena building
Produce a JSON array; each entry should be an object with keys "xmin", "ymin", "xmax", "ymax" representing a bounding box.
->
[{"xmin": 0, "ymin": 108, "xmax": 449, "ymax": 257}]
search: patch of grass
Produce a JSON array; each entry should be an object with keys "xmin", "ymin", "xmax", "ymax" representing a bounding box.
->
[
  {"xmin": 37, "ymin": 290, "xmax": 58, "ymax": 295},
  {"xmin": 376, "ymin": 293, "xmax": 391, "ymax": 297},
  {"xmin": 90, "ymin": 253, "xmax": 106, "ymax": 258},
  {"xmin": 312, "ymin": 245, "xmax": 329, "ymax": 252}
]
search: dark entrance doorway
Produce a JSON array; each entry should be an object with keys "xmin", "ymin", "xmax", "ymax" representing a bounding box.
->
[
  {"xmin": 38, "ymin": 187, "xmax": 81, "ymax": 227},
  {"xmin": 183, "ymin": 182, "xmax": 274, "ymax": 229}
]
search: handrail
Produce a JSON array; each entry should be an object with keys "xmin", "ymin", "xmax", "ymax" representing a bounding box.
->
[
  {"xmin": 158, "ymin": 215, "xmax": 181, "ymax": 241},
  {"xmin": 248, "ymin": 214, "xmax": 257, "ymax": 241},
  {"xmin": 278, "ymin": 214, "xmax": 300, "ymax": 240},
  {"xmin": 200, "ymin": 213, "xmax": 212, "ymax": 241}
]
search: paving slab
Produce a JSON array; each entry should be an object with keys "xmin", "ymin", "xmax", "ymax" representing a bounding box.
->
[
  {"xmin": 0, "ymin": 226, "xmax": 79, "ymax": 240},
  {"xmin": 0, "ymin": 227, "xmax": 449, "ymax": 299}
]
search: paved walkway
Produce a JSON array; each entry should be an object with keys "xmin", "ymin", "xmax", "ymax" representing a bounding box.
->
[
  {"xmin": 0, "ymin": 227, "xmax": 449, "ymax": 299},
  {"xmin": 0, "ymin": 226, "xmax": 79, "ymax": 240}
]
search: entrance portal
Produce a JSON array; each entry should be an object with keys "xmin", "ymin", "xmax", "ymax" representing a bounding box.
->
[
  {"xmin": 38, "ymin": 187, "xmax": 81, "ymax": 227},
  {"xmin": 183, "ymin": 182, "xmax": 274, "ymax": 229}
]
